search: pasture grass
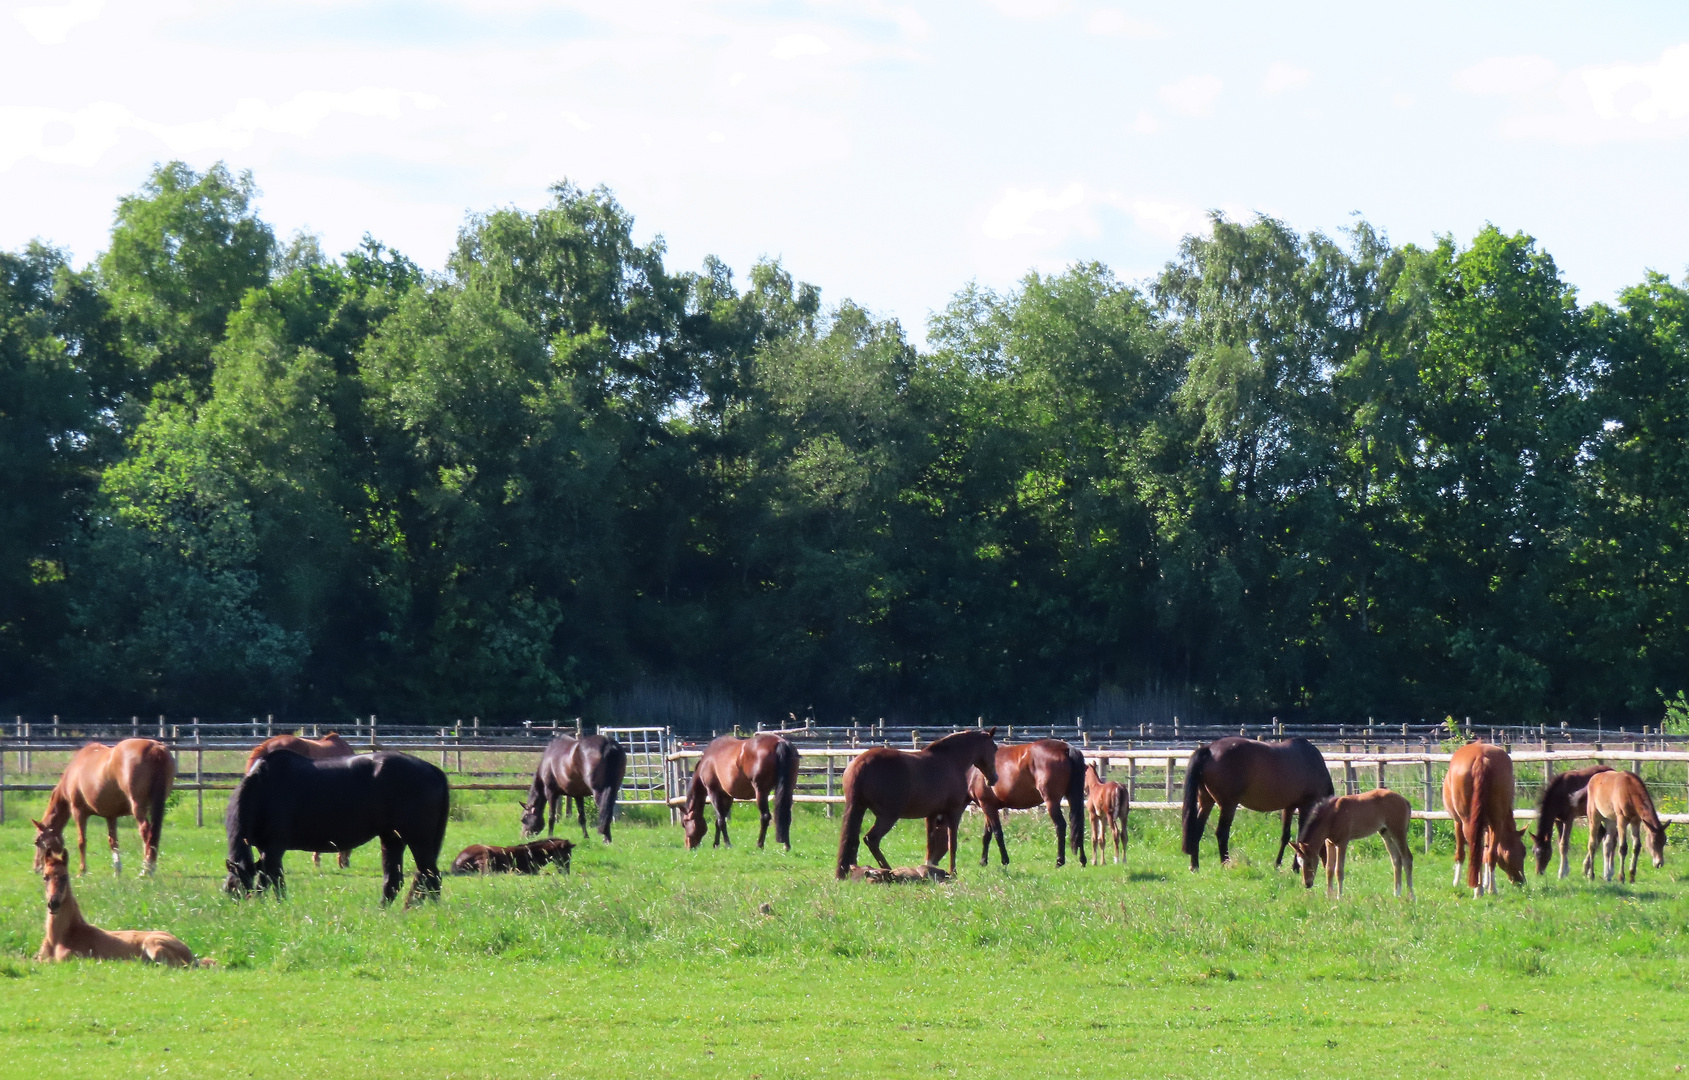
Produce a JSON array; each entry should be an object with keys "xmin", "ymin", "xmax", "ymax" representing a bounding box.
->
[{"xmin": 2, "ymin": 790, "xmax": 1687, "ymax": 1078}]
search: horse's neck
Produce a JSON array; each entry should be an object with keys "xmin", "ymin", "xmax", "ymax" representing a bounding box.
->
[
  {"xmin": 44, "ymin": 893, "xmax": 87, "ymax": 945},
  {"xmin": 685, "ymin": 770, "xmax": 709, "ymax": 811},
  {"xmin": 42, "ymin": 789, "xmax": 72, "ymax": 831}
]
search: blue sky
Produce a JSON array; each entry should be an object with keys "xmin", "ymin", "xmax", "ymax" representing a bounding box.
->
[{"xmin": 3, "ymin": 0, "xmax": 1687, "ymax": 337}]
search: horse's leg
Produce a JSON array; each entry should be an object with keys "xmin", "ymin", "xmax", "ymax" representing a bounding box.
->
[
  {"xmin": 1335, "ymin": 840, "xmax": 1348, "ymax": 899},
  {"xmin": 1584, "ymin": 818, "xmax": 1600, "ymax": 880},
  {"xmin": 379, "ymin": 834, "xmax": 406, "ymax": 906},
  {"xmin": 106, "ymin": 816, "xmax": 121, "ymax": 877},
  {"xmin": 1215, "ymin": 803, "xmax": 1238, "ymax": 866},
  {"xmin": 992, "ymin": 805, "xmax": 1011, "ymax": 867},
  {"xmin": 576, "ymin": 795, "xmax": 590, "ymax": 840},
  {"xmin": 339, "ymin": 849, "xmax": 351, "ymax": 870},
  {"xmin": 755, "ymin": 785, "xmax": 772, "ymax": 850},
  {"xmin": 259, "ymin": 849, "xmax": 286, "ymax": 900},
  {"xmin": 946, "ymin": 817, "xmax": 960, "ymax": 876},
  {"xmin": 547, "ymin": 793, "xmax": 560, "ymax": 838},
  {"xmin": 74, "ymin": 809, "xmax": 89, "ymax": 876},
  {"xmin": 1276, "ymin": 807, "xmax": 1296, "ymax": 871},
  {"xmin": 312, "ymin": 852, "xmax": 322, "ymax": 868},
  {"xmin": 1190, "ymin": 792, "xmax": 1214, "ymax": 872},
  {"xmin": 711, "ymin": 790, "xmax": 733, "ymax": 848},
  {"xmin": 1451, "ymin": 812, "xmax": 1467, "ymax": 888},
  {"xmin": 1626, "ymin": 820, "xmax": 1640, "ymax": 883},
  {"xmin": 924, "ymin": 816, "xmax": 947, "ymax": 867},
  {"xmin": 864, "ymin": 813, "xmax": 896, "ymax": 871},
  {"xmin": 1047, "ymin": 796, "xmax": 1071, "ymax": 868},
  {"xmin": 1556, "ymin": 820, "xmax": 1571, "ymax": 880}
]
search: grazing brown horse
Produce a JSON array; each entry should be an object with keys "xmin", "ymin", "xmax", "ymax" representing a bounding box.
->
[
  {"xmin": 1532, "ymin": 764, "xmax": 1613, "ymax": 878},
  {"xmin": 1584, "ymin": 770, "xmax": 1670, "ymax": 883},
  {"xmin": 1289, "ymin": 789, "xmax": 1414, "ymax": 899},
  {"xmin": 1084, "ymin": 765, "xmax": 1129, "ymax": 865},
  {"xmin": 681, "ymin": 734, "xmax": 800, "ymax": 851},
  {"xmin": 520, "ymin": 734, "xmax": 628, "ymax": 843},
  {"xmin": 971, "ymin": 739, "xmax": 1088, "ymax": 868},
  {"xmin": 34, "ymin": 739, "xmax": 175, "ymax": 877},
  {"xmin": 247, "ymin": 732, "xmax": 358, "ymax": 867},
  {"xmin": 450, "ymin": 838, "xmax": 574, "ymax": 875},
  {"xmin": 1442, "ymin": 742, "xmax": 1526, "ymax": 897},
  {"xmin": 835, "ymin": 728, "xmax": 999, "ymax": 879},
  {"xmin": 36, "ymin": 850, "xmax": 205, "ymax": 966},
  {"xmin": 1181, "ymin": 737, "xmax": 1333, "ymax": 872}
]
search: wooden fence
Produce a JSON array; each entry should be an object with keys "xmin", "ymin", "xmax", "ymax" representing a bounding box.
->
[{"xmin": 5, "ymin": 734, "xmax": 1687, "ymax": 856}]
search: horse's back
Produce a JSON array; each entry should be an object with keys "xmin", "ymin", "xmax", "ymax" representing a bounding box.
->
[{"xmin": 1210, "ymin": 737, "xmax": 1331, "ymax": 810}]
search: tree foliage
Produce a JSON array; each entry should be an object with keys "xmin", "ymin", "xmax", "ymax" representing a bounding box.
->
[{"xmin": 5, "ymin": 162, "xmax": 1689, "ymax": 725}]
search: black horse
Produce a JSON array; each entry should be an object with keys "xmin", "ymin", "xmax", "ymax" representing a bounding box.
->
[
  {"xmin": 520, "ymin": 733, "xmax": 627, "ymax": 843},
  {"xmin": 224, "ymin": 750, "xmax": 449, "ymax": 906}
]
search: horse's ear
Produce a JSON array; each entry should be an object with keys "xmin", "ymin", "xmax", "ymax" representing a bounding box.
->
[
  {"xmin": 30, "ymin": 819, "xmax": 43, "ymax": 832},
  {"xmin": 985, "ymin": 727, "xmax": 998, "ymax": 737}
]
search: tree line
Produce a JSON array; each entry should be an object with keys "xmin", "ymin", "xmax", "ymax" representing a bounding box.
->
[{"xmin": 3, "ymin": 161, "xmax": 1687, "ymax": 727}]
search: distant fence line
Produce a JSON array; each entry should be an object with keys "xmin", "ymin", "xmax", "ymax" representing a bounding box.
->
[{"xmin": 5, "ymin": 728, "xmax": 1687, "ymax": 853}]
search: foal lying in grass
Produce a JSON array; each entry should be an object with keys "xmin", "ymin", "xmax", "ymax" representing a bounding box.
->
[
  {"xmin": 1289, "ymin": 789, "xmax": 1414, "ymax": 900},
  {"xmin": 36, "ymin": 849, "xmax": 206, "ymax": 966}
]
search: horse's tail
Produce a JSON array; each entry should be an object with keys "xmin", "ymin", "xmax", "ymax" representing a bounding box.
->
[
  {"xmin": 1181, "ymin": 745, "xmax": 1212, "ymax": 857},
  {"xmin": 1112, "ymin": 783, "xmax": 1130, "ymax": 846},
  {"xmin": 835, "ymin": 770, "xmax": 866, "ymax": 880},
  {"xmin": 1066, "ymin": 745, "xmax": 1088, "ymax": 864},
  {"xmin": 595, "ymin": 739, "xmax": 627, "ymax": 840},
  {"xmin": 1466, "ymin": 754, "xmax": 1492, "ymax": 892},
  {"xmin": 772, "ymin": 738, "xmax": 798, "ymax": 848}
]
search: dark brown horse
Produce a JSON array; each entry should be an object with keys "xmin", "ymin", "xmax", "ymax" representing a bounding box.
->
[
  {"xmin": 835, "ymin": 728, "xmax": 999, "ymax": 879},
  {"xmin": 1532, "ymin": 764, "xmax": 1613, "ymax": 878},
  {"xmin": 681, "ymin": 734, "xmax": 800, "ymax": 851},
  {"xmin": 520, "ymin": 734, "xmax": 628, "ymax": 843},
  {"xmin": 1443, "ymin": 742, "xmax": 1526, "ymax": 897},
  {"xmin": 1181, "ymin": 737, "xmax": 1333, "ymax": 872},
  {"xmin": 34, "ymin": 739, "xmax": 175, "ymax": 877},
  {"xmin": 450, "ymin": 838, "xmax": 574, "ymax": 875},
  {"xmin": 247, "ymin": 732, "xmax": 358, "ymax": 868},
  {"xmin": 970, "ymin": 739, "xmax": 1087, "ymax": 868}
]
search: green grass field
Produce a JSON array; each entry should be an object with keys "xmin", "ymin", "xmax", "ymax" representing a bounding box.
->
[{"xmin": 2, "ymin": 790, "xmax": 1687, "ymax": 1079}]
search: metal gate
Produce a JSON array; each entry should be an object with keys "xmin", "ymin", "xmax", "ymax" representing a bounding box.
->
[{"xmin": 601, "ymin": 726, "xmax": 668, "ymax": 805}]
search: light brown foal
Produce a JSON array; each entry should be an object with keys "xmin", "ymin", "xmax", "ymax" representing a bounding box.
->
[
  {"xmin": 1083, "ymin": 765, "xmax": 1129, "ymax": 865},
  {"xmin": 1289, "ymin": 789, "xmax": 1414, "ymax": 899},
  {"xmin": 36, "ymin": 850, "xmax": 204, "ymax": 967},
  {"xmin": 1583, "ymin": 770, "xmax": 1670, "ymax": 883},
  {"xmin": 35, "ymin": 739, "xmax": 175, "ymax": 877}
]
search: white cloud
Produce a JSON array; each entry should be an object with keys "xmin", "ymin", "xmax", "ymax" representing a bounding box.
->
[
  {"xmin": 562, "ymin": 111, "xmax": 591, "ymax": 131},
  {"xmin": 1454, "ymin": 55, "xmax": 1559, "ymax": 96},
  {"xmin": 980, "ymin": 184, "xmax": 1224, "ymax": 246},
  {"xmin": 771, "ymin": 33, "xmax": 830, "ymax": 59},
  {"xmin": 0, "ymin": 89, "xmax": 440, "ymax": 170},
  {"xmin": 1263, "ymin": 63, "xmax": 1312, "ymax": 93},
  {"xmin": 1458, "ymin": 43, "xmax": 1689, "ymax": 141},
  {"xmin": 1083, "ymin": 9, "xmax": 1164, "ymax": 38},
  {"xmin": 1125, "ymin": 199, "xmax": 1209, "ymax": 241},
  {"xmin": 982, "ymin": 183, "xmax": 1090, "ymax": 240},
  {"xmin": 1131, "ymin": 110, "xmax": 1161, "ymax": 134},
  {"xmin": 13, "ymin": 0, "xmax": 102, "ymax": 44},
  {"xmin": 1392, "ymin": 93, "xmax": 1415, "ymax": 111},
  {"xmin": 1156, "ymin": 74, "xmax": 1223, "ymax": 117}
]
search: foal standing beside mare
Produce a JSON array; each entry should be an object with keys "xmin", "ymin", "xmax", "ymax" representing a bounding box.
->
[
  {"xmin": 520, "ymin": 733, "xmax": 628, "ymax": 843},
  {"xmin": 1583, "ymin": 770, "xmax": 1670, "ymax": 883},
  {"xmin": 1442, "ymin": 742, "xmax": 1526, "ymax": 897},
  {"xmin": 1289, "ymin": 789, "xmax": 1414, "ymax": 899},
  {"xmin": 1084, "ymin": 764, "xmax": 1129, "ymax": 865},
  {"xmin": 836, "ymin": 728, "xmax": 999, "ymax": 879},
  {"xmin": 1532, "ymin": 764, "xmax": 1612, "ymax": 878},
  {"xmin": 681, "ymin": 734, "xmax": 800, "ymax": 851},
  {"xmin": 225, "ymin": 750, "xmax": 449, "ymax": 907},
  {"xmin": 247, "ymin": 732, "xmax": 357, "ymax": 868},
  {"xmin": 971, "ymin": 739, "xmax": 1088, "ymax": 868},
  {"xmin": 1181, "ymin": 737, "xmax": 1333, "ymax": 872},
  {"xmin": 34, "ymin": 739, "xmax": 175, "ymax": 877}
]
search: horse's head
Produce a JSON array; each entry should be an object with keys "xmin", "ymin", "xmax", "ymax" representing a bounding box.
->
[
  {"xmin": 519, "ymin": 798, "xmax": 545, "ymax": 838},
  {"xmin": 1647, "ymin": 821, "xmax": 1670, "ymax": 869},
  {"xmin": 1530, "ymin": 827, "xmax": 1553, "ymax": 876},
  {"xmin": 1289, "ymin": 840, "xmax": 1319, "ymax": 888},
  {"xmin": 30, "ymin": 819, "xmax": 63, "ymax": 873},
  {"xmin": 975, "ymin": 728, "xmax": 1000, "ymax": 787},
  {"xmin": 41, "ymin": 850, "xmax": 70, "ymax": 913},
  {"xmin": 681, "ymin": 805, "xmax": 707, "ymax": 849},
  {"xmin": 1500, "ymin": 829, "xmax": 1527, "ymax": 886}
]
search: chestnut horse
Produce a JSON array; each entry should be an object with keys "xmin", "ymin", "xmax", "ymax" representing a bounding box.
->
[
  {"xmin": 971, "ymin": 739, "xmax": 1088, "ymax": 868},
  {"xmin": 520, "ymin": 734, "xmax": 628, "ymax": 843},
  {"xmin": 1084, "ymin": 764, "xmax": 1129, "ymax": 865},
  {"xmin": 37, "ymin": 849, "xmax": 204, "ymax": 966},
  {"xmin": 835, "ymin": 728, "xmax": 999, "ymax": 879},
  {"xmin": 681, "ymin": 734, "xmax": 800, "ymax": 851},
  {"xmin": 1087, "ymin": 763, "xmax": 1128, "ymax": 865},
  {"xmin": 1181, "ymin": 737, "xmax": 1333, "ymax": 872},
  {"xmin": 1584, "ymin": 770, "xmax": 1670, "ymax": 883},
  {"xmin": 1532, "ymin": 764, "xmax": 1612, "ymax": 878},
  {"xmin": 248, "ymin": 732, "xmax": 357, "ymax": 867},
  {"xmin": 34, "ymin": 739, "xmax": 175, "ymax": 877},
  {"xmin": 1442, "ymin": 742, "xmax": 1526, "ymax": 897},
  {"xmin": 1289, "ymin": 789, "xmax": 1414, "ymax": 899}
]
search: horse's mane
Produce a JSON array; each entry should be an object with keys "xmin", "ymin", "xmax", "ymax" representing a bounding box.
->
[
  {"xmin": 925, "ymin": 728, "xmax": 995, "ymax": 752},
  {"xmin": 1296, "ymin": 795, "xmax": 1341, "ymax": 845}
]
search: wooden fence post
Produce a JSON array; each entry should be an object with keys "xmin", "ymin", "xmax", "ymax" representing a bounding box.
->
[
  {"xmin": 1422, "ymin": 759, "xmax": 1434, "ymax": 853},
  {"xmin": 455, "ymin": 723, "xmax": 463, "ymax": 775},
  {"xmin": 1164, "ymin": 756, "xmax": 1175, "ymax": 803},
  {"xmin": 0, "ymin": 728, "xmax": 6, "ymax": 825},
  {"xmin": 440, "ymin": 727, "xmax": 448, "ymax": 771},
  {"xmin": 1343, "ymin": 745, "xmax": 1355, "ymax": 795},
  {"xmin": 1375, "ymin": 758, "xmax": 1385, "ymax": 789},
  {"xmin": 826, "ymin": 743, "xmax": 835, "ymax": 818},
  {"xmin": 195, "ymin": 726, "xmax": 204, "ymax": 829}
]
